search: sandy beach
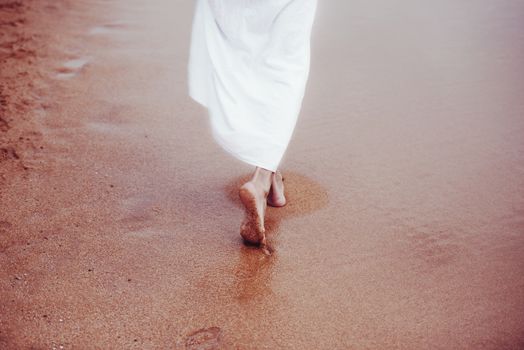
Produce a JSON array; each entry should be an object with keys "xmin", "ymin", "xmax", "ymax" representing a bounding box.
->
[{"xmin": 1, "ymin": 0, "xmax": 524, "ymax": 348}]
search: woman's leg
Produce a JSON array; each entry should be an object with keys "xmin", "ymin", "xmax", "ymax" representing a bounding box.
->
[{"xmin": 268, "ymin": 170, "xmax": 286, "ymax": 207}]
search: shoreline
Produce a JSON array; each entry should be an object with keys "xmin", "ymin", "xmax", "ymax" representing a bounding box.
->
[
  {"xmin": 0, "ymin": 0, "xmax": 45, "ymax": 179},
  {"xmin": 1, "ymin": 0, "xmax": 523, "ymax": 348}
]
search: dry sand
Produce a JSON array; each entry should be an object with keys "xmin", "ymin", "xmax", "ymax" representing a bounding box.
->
[{"xmin": 1, "ymin": 0, "xmax": 524, "ymax": 348}]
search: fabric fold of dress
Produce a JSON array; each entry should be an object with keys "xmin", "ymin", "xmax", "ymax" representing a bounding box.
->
[{"xmin": 188, "ymin": 0, "xmax": 317, "ymax": 171}]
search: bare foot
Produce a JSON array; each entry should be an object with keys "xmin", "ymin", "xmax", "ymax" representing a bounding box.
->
[
  {"xmin": 267, "ymin": 171, "xmax": 286, "ymax": 207},
  {"xmin": 239, "ymin": 181, "xmax": 268, "ymax": 246}
]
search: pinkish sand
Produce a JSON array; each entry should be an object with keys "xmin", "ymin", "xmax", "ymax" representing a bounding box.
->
[{"xmin": 1, "ymin": 0, "xmax": 523, "ymax": 348}]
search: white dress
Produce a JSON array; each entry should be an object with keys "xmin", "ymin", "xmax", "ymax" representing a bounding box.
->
[{"xmin": 188, "ymin": 0, "xmax": 317, "ymax": 171}]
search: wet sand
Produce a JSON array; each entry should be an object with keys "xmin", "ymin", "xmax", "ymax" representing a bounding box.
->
[{"xmin": 1, "ymin": 0, "xmax": 524, "ymax": 348}]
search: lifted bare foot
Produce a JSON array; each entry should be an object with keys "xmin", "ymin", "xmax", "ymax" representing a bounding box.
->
[
  {"xmin": 239, "ymin": 168, "xmax": 271, "ymax": 246},
  {"xmin": 267, "ymin": 170, "xmax": 286, "ymax": 207}
]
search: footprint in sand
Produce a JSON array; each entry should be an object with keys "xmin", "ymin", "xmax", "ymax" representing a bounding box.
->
[
  {"xmin": 55, "ymin": 57, "xmax": 90, "ymax": 80},
  {"xmin": 88, "ymin": 22, "xmax": 128, "ymax": 36},
  {"xmin": 184, "ymin": 327, "xmax": 222, "ymax": 350},
  {"xmin": 0, "ymin": 147, "xmax": 20, "ymax": 161},
  {"xmin": 0, "ymin": 221, "xmax": 12, "ymax": 231}
]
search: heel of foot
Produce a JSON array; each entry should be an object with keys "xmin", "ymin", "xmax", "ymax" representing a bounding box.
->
[
  {"xmin": 267, "ymin": 196, "xmax": 287, "ymax": 207},
  {"xmin": 239, "ymin": 184, "xmax": 266, "ymax": 244},
  {"xmin": 240, "ymin": 221, "xmax": 265, "ymax": 245}
]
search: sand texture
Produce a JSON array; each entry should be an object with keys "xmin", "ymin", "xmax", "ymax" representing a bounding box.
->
[{"xmin": 1, "ymin": 0, "xmax": 524, "ymax": 348}]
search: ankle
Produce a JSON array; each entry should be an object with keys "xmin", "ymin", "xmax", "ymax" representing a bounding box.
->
[{"xmin": 251, "ymin": 167, "xmax": 272, "ymax": 193}]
